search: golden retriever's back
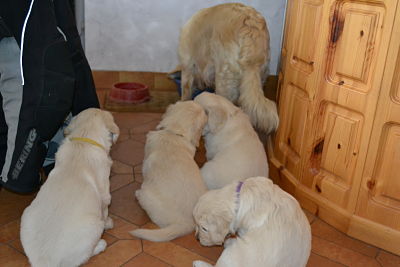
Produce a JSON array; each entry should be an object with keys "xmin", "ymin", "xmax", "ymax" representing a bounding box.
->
[{"xmin": 179, "ymin": 3, "xmax": 269, "ymax": 88}]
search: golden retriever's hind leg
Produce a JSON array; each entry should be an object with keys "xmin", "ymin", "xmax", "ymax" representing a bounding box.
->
[
  {"xmin": 181, "ymin": 69, "xmax": 195, "ymax": 100},
  {"xmin": 193, "ymin": 260, "xmax": 214, "ymax": 267},
  {"xmin": 215, "ymin": 68, "xmax": 240, "ymax": 104},
  {"xmin": 238, "ymin": 67, "xmax": 279, "ymax": 134}
]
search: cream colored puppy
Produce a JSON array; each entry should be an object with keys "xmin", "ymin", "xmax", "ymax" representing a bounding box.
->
[
  {"xmin": 20, "ymin": 108, "xmax": 119, "ymax": 267},
  {"xmin": 193, "ymin": 177, "xmax": 311, "ymax": 267},
  {"xmin": 131, "ymin": 101, "xmax": 208, "ymax": 242},
  {"xmin": 179, "ymin": 3, "xmax": 279, "ymax": 134},
  {"xmin": 194, "ymin": 92, "xmax": 269, "ymax": 189}
]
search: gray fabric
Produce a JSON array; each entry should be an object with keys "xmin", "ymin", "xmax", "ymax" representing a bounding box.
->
[
  {"xmin": 0, "ymin": 37, "xmax": 23, "ymax": 182},
  {"xmin": 43, "ymin": 113, "xmax": 72, "ymax": 167}
]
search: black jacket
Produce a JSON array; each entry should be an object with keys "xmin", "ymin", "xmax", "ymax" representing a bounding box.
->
[{"xmin": 0, "ymin": 0, "xmax": 99, "ymax": 193}]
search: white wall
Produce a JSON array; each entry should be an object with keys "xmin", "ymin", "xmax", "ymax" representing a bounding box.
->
[{"xmin": 85, "ymin": 0, "xmax": 286, "ymax": 74}]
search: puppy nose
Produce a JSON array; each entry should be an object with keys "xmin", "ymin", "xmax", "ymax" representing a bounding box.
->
[{"xmin": 195, "ymin": 233, "xmax": 200, "ymax": 241}]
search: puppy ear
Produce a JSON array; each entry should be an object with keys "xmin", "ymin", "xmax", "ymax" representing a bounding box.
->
[
  {"xmin": 64, "ymin": 108, "xmax": 96, "ymax": 136},
  {"xmin": 109, "ymin": 132, "xmax": 118, "ymax": 144},
  {"xmin": 206, "ymin": 106, "xmax": 228, "ymax": 134},
  {"xmin": 64, "ymin": 116, "xmax": 77, "ymax": 136},
  {"xmin": 156, "ymin": 102, "xmax": 187, "ymax": 136},
  {"xmin": 216, "ymin": 215, "xmax": 232, "ymax": 240},
  {"xmin": 156, "ymin": 103, "xmax": 173, "ymax": 130},
  {"xmin": 190, "ymin": 107, "xmax": 207, "ymax": 147},
  {"xmin": 101, "ymin": 111, "xmax": 120, "ymax": 143}
]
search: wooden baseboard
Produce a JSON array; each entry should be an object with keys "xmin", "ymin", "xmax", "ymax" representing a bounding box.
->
[
  {"xmin": 92, "ymin": 70, "xmax": 278, "ymax": 98},
  {"xmin": 267, "ymin": 141, "xmax": 400, "ymax": 256},
  {"xmin": 92, "ymin": 70, "xmax": 177, "ymax": 91},
  {"xmin": 348, "ymin": 216, "xmax": 400, "ymax": 255}
]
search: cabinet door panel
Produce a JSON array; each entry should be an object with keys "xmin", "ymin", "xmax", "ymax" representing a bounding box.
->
[
  {"xmin": 274, "ymin": 0, "xmax": 324, "ymax": 183},
  {"xmin": 357, "ymin": 37, "xmax": 400, "ymax": 230},
  {"xmin": 311, "ymin": 103, "xmax": 363, "ymax": 207},
  {"xmin": 372, "ymin": 125, "xmax": 400, "ymax": 208},
  {"xmin": 292, "ymin": 0, "xmax": 324, "ymax": 73},
  {"xmin": 279, "ymin": 85, "xmax": 310, "ymax": 163},
  {"xmin": 327, "ymin": 2, "xmax": 385, "ymax": 92}
]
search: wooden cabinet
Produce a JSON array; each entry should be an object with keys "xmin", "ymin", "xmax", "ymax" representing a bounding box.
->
[{"xmin": 268, "ymin": 0, "xmax": 400, "ymax": 255}]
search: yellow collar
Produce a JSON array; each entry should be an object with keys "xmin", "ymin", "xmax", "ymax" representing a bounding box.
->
[{"xmin": 69, "ymin": 137, "xmax": 106, "ymax": 151}]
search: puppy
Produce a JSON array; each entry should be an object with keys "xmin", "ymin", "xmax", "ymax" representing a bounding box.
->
[
  {"xmin": 193, "ymin": 177, "xmax": 311, "ymax": 267},
  {"xmin": 20, "ymin": 108, "xmax": 119, "ymax": 267},
  {"xmin": 179, "ymin": 3, "xmax": 279, "ymax": 134},
  {"xmin": 131, "ymin": 101, "xmax": 208, "ymax": 242},
  {"xmin": 194, "ymin": 92, "xmax": 269, "ymax": 189}
]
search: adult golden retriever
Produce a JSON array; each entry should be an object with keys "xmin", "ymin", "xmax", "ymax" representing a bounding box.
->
[
  {"xmin": 193, "ymin": 177, "xmax": 311, "ymax": 267},
  {"xmin": 179, "ymin": 3, "xmax": 279, "ymax": 134},
  {"xmin": 20, "ymin": 108, "xmax": 119, "ymax": 267},
  {"xmin": 131, "ymin": 101, "xmax": 208, "ymax": 242}
]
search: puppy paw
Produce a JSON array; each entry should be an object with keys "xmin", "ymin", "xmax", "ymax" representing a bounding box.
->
[
  {"xmin": 104, "ymin": 217, "xmax": 113, "ymax": 230},
  {"xmin": 193, "ymin": 260, "xmax": 213, "ymax": 267},
  {"xmin": 224, "ymin": 237, "xmax": 235, "ymax": 248},
  {"xmin": 93, "ymin": 239, "xmax": 107, "ymax": 256},
  {"xmin": 135, "ymin": 190, "xmax": 141, "ymax": 200}
]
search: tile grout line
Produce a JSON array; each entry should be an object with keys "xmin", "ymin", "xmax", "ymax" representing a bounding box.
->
[
  {"xmin": 143, "ymin": 241, "xmax": 209, "ymax": 267},
  {"xmin": 132, "ymin": 172, "xmax": 137, "ymax": 183},
  {"xmin": 171, "ymin": 241, "xmax": 218, "ymax": 263},
  {"xmin": 102, "ymin": 229, "xmax": 119, "ymax": 242},
  {"xmin": 311, "ymin": 232, "xmax": 379, "ymax": 258},
  {"xmin": 118, "ymin": 249, "xmax": 143, "ymax": 266},
  {"xmin": 108, "ymin": 212, "xmax": 141, "ymax": 228},
  {"xmin": 110, "ymin": 179, "xmax": 140, "ymax": 197},
  {"xmin": 312, "ymin": 235, "xmax": 380, "ymax": 264},
  {"xmin": 0, "ymin": 217, "xmax": 19, "ymax": 228},
  {"xmin": 374, "ymin": 250, "xmax": 384, "ymax": 267},
  {"xmin": 142, "ymin": 252, "xmax": 174, "ymax": 267},
  {"xmin": 374, "ymin": 249, "xmax": 381, "ymax": 260},
  {"xmin": 147, "ymin": 251, "xmax": 175, "ymax": 267},
  {"xmin": 311, "ymin": 252, "xmax": 349, "ymax": 267},
  {"xmin": 5, "ymin": 242, "xmax": 26, "ymax": 257},
  {"xmin": 110, "ymin": 181, "xmax": 134, "ymax": 194},
  {"xmin": 310, "ymin": 220, "xmax": 381, "ymax": 258}
]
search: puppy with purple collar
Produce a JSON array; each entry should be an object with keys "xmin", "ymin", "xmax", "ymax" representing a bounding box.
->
[{"xmin": 193, "ymin": 177, "xmax": 311, "ymax": 267}]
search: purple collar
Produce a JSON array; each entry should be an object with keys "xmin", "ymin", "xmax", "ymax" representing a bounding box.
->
[
  {"xmin": 234, "ymin": 181, "xmax": 244, "ymax": 215},
  {"xmin": 236, "ymin": 181, "xmax": 244, "ymax": 193}
]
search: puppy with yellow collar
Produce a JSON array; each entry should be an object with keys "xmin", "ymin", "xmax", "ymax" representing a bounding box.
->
[{"xmin": 20, "ymin": 108, "xmax": 119, "ymax": 267}]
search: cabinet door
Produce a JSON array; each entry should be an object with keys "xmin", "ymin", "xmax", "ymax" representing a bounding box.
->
[
  {"xmin": 273, "ymin": 0, "xmax": 325, "ymax": 190},
  {"xmin": 274, "ymin": 0, "xmax": 397, "ymax": 210},
  {"xmin": 300, "ymin": 0, "xmax": 396, "ymax": 211},
  {"xmin": 353, "ymin": 5, "xmax": 400, "ymax": 253},
  {"xmin": 271, "ymin": 0, "xmax": 400, "ymax": 255}
]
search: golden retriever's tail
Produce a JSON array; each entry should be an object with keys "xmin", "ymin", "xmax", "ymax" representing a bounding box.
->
[
  {"xmin": 130, "ymin": 223, "xmax": 193, "ymax": 242},
  {"xmin": 238, "ymin": 67, "xmax": 279, "ymax": 134}
]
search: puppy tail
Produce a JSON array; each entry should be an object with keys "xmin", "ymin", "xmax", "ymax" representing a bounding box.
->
[
  {"xmin": 130, "ymin": 223, "xmax": 193, "ymax": 242},
  {"xmin": 238, "ymin": 67, "xmax": 279, "ymax": 134}
]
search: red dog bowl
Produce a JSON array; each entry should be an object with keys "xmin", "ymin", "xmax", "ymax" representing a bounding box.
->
[{"xmin": 109, "ymin": 82, "xmax": 150, "ymax": 103}]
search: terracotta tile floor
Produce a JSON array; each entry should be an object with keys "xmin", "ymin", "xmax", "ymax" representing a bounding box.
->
[{"xmin": 1, "ymin": 111, "xmax": 400, "ymax": 267}]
